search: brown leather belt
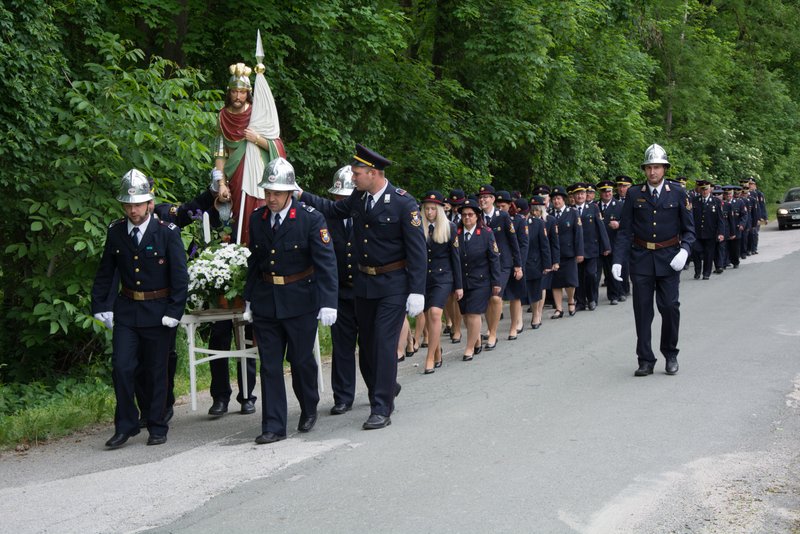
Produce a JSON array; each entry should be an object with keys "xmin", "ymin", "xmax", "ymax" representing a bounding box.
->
[
  {"xmin": 121, "ymin": 287, "xmax": 170, "ymax": 301},
  {"xmin": 261, "ymin": 266, "xmax": 314, "ymax": 285},
  {"xmin": 358, "ymin": 260, "xmax": 407, "ymax": 276},
  {"xmin": 633, "ymin": 236, "xmax": 680, "ymax": 250}
]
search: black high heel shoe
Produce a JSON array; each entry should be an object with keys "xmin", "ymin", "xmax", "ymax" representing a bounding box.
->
[
  {"xmin": 568, "ymin": 302, "xmax": 577, "ymax": 317},
  {"xmin": 551, "ymin": 309, "xmax": 563, "ymax": 319},
  {"xmin": 473, "ymin": 343, "xmax": 483, "ymax": 355},
  {"xmin": 530, "ymin": 321, "xmax": 542, "ymax": 329},
  {"xmin": 434, "ymin": 346, "xmax": 443, "ymax": 368}
]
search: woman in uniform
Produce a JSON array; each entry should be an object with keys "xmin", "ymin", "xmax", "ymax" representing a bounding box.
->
[
  {"xmin": 420, "ymin": 191, "xmax": 463, "ymax": 373},
  {"xmin": 524, "ymin": 196, "xmax": 553, "ymax": 328},
  {"xmin": 549, "ymin": 186, "xmax": 583, "ymax": 318},
  {"xmin": 495, "ymin": 191, "xmax": 529, "ymax": 340},
  {"xmin": 456, "ymin": 198, "xmax": 502, "ymax": 361}
]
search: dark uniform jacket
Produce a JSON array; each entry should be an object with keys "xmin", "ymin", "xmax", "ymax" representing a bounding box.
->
[
  {"xmin": 426, "ymin": 221, "xmax": 463, "ymax": 290},
  {"xmin": 512, "ymin": 213, "xmax": 530, "ymax": 274},
  {"xmin": 91, "ymin": 217, "xmax": 188, "ymax": 327},
  {"xmin": 300, "ymin": 183, "xmax": 427, "ymax": 299},
  {"xmin": 576, "ymin": 203, "xmax": 610, "ymax": 258},
  {"xmin": 483, "ymin": 209, "xmax": 522, "ymax": 270},
  {"xmin": 727, "ymin": 198, "xmax": 747, "ymax": 239},
  {"xmin": 244, "ymin": 199, "xmax": 338, "ymax": 319},
  {"xmin": 613, "ymin": 182, "xmax": 696, "ymax": 277},
  {"xmin": 524, "ymin": 216, "xmax": 552, "ymax": 280},
  {"xmin": 544, "ymin": 215, "xmax": 561, "ymax": 265},
  {"xmin": 457, "ymin": 226, "xmax": 502, "ymax": 289},
  {"xmin": 326, "ymin": 215, "xmax": 357, "ymax": 300},
  {"xmin": 691, "ymin": 195, "xmax": 724, "ymax": 240},
  {"xmin": 553, "ymin": 207, "xmax": 584, "ymax": 259},
  {"xmin": 599, "ymin": 199, "xmax": 623, "ymax": 248}
]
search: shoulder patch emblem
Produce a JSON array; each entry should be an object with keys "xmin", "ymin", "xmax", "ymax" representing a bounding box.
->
[
  {"xmin": 509, "ymin": 222, "xmax": 516, "ymax": 233},
  {"xmin": 410, "ymin": 211, "xmax": 422, "ymax": 227},
  {"xmin": 685, "ymin": 198, "xmax": 692, "ymax": 211},
  {"xmin": 524, "ymin": 225, "xmax": 529, "ymax": 235},
  {"xmin": 453, "ymin": 236, "xmax": 459, "ymax": 248},
  {"xmin": 320, "ymin": 228, "xmax": 331, "ymax": 244},
  {"xmin": 303, "ymin": 205, "xmax": 315, "ymax": 213},
  {"xmin": 492, "ymin": 241, "xmax": 500, "ymax": 254},
  {"xmin": 396, "ymin": 188, "xmax": 407, "ymax": 196},
  {"xmin": 109, "ymin": 218, "xmax": 125, "ymax": 228}
]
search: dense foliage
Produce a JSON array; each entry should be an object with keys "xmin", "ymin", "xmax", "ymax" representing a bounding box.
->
[{"xmin": 2, "ymin": 0, "xmax": 799, "ymax": 381}]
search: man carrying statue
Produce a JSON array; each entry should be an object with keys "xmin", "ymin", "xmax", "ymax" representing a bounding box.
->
[{"xmin": 204, "ymin": 58, "xmax": 287, "ymax": 417}]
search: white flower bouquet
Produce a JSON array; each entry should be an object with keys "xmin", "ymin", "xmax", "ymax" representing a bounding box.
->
[{"xmin": 187, "ymin": 243, "xmax": 251, "ymax": 311}]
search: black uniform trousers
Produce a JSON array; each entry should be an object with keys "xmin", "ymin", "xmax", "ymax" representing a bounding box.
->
[
  {"xmin": 728, "ymin": 238, "xmax": 740, "ymax": 267},
  {"xmin": 576, "ymin": 257, "xmax": 599, "ymax": 306},
  {"xmin": 631, "ymin": 271, "xmax": 680, "ymax": 364},
  {"xmin": 112, "ymin": 323, "xmax": 172, "ymax": 437},
  {"xmin": 252, "ymin": 311, "xmax": 320, "ymax": 435},
  {"xmin": 208, "ymin": 320, "xmax": 257, "ymax": 405},
  {"xmin": 715, "ymin": 239, "xmax": 727, "ymax": 271},
  {"xmin": 355, "ymin": 293, "xmax": 406, "ymax": 417},
  {"xmin": 330, "ymin": 295, "xmax": 358, "ymax": 407},
  {"xmin": 693, "ymin": 238, "xmax": 715, "ymax": 278},
  {"xmin": 600, "ymin": 254, "xmax": 622, "ymax": 301},
  {"xmin": 134, "ymin": 329, "xmax": 177, "ymax": 415}
]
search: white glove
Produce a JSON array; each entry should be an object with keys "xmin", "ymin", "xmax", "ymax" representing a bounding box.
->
[
  {"xmin": 209, "ymin": 169, "xmax": 223, "ymax": 192},
  {"xmin": 94, "ymin": 311, "xmax": 114, "ymax": 329},
  {"xmin": 241, "ymin": 301, "xmax": 253, "ymax": 323},
  {"xmin": 406, "ymin": 293, "xmax": 425, "ymax": 317},
  {"xmin": 611, "ymin": 264, "xmax": 623, "ymax": 282},
  {"xmin": 161, "ymin": 316, "xmax": 180, "ymax": 328},
  {"xmin": 317, "ymin": 307, "xmax": 337, "ymax": 326},
  {"xmin": 670, "ymin": 248, "xmax": 689, "ymax": 271}
]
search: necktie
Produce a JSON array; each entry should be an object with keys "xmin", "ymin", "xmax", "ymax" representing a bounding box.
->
[
  {"xmin": 601, "ymin": 203, "xmax": 606, "ymax": 214},
  {"xmin": 578, "ymin": 206, "xmax": 583, "ymax": 217},
  {"xmin": 130, "ymin": 227, "xmax": 139, "ymax": 246},
  {"xmin": 272, "ymin": 213, "xmax": 281, "ymax": 234},
  {"xmin": 428, "ymin": 223, "xmax": 435, "ymax": 238},
  {"xmin": 366, "ymin": 195, "xmax": 374, "ymax": 214},
  {"xmin": 485, "ymin": 215, "xmax": 491, "ymax": 227},
  {"xmin": 345, "ymin": 218, "xmax": 352, "ymax": 234},
  {"xmin": 652, "ymin": 189, "xmax": 659, "ymax": 201},
  {"xmin": 555, "ymin": 210, "xmax": 561, "ymax": 220},
  {"xmin": 466, "ymin": 231, "xmax": 472, "ymax": 242}
]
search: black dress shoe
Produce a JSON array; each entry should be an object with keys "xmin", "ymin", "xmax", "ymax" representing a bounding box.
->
[
  {"xmin": 255, "ymin": 432, "xmax": 286, "ymax": 444},
  {"xmin": 530, "ymin": 322, "xmax": 541, "ymax": 329},
  {"xmin": 634, "ymin": 363, "xmax": 655, "ymax": 376},
  {"xmin": 508, "ymin": 335, "xmax": 517, "ymax": 341},
  {"xmin": 714, "ymin": 268, "xmax": 724, "ymax": 274},
  {"xmin": 517, "ymin": 327, "xmax": 524, "ymax": 334},
  {"xmin": 665, "ymin": 358, "xmax": 679, "ymax": 375},
  {"xmin": 362, "ymin": 414, "xmax": 391, "ymax": 430},
  {"xmin": 462, "ymin": 354, "xmax": 473, "ymax": 361},
  {"xmin": 484, "ymin": 341, "xmax": 497, "ymax": 351},
  {"xmin": 298, "ymin": 413, "xmax": 317, "ymax": 433},
  {"xmin": 423, "ymin": 368, "xmax": 435, "ymax": 374},
  {"xmin": 395, "ymin": 382, "xmax": 402, "ymax": 397},
  {"xmin": 694, "ymin": 273, "xmax": 701, "ymax": 279},
  {"xmin": 610, "ymin": 299, "xmax": 618, "ymax": 305},
  {"xmin": 420, "ymin": 342, "xmax": 428, "ymax": 348},
  {"xmin": 240, "ymin": 400, "xmax": 256, "ymax": 415},
  {"xmin": 330, "ymin": 403, "xmax": 352, "ymax": 415},
  {"xmin": 208, "ymin": 400, "xmax": 228, "ymax": 417},
  {"xmin": 480, "ymin": 333, "xmax": 489, "ymax": 341},
  {"xmin": 574, "ymin": 303, "xmax": 585, "ymax": 312},
  {"xmin": 147, "ymin": 435, "xmax": 167, "ymax": 446},
  {"xmin": 702, "ymin": 276, "xmax": 710, "ymax": 280},
  {"xmin": 588, "ymin": 301, "xmax": 597, "ymax": 311},
  {"xmin": 105, "ymin": 430, "xmax": 139, "ymax": 449},
  {"xmin": 473, "ymin": 343, "xmax": 483, "ymax": 355},
  {"xmin": 434, "ymin": 360, "xmax": 443, "ymax": 368},
  {"xmin": 443, "ymin": 325, "xmax": 452, "ymax": 335},
  {"xmin": 618, "ymin": 295, "xmax": 627, "ymax": 302},
  {"xmin": 450, "ymin": 336, "xmax": 462, "ymax": 344}
]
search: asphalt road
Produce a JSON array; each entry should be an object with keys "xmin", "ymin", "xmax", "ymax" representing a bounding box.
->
[{"xmin": 2, "ymin": 226, "xmax": 800, "ymax": 533}]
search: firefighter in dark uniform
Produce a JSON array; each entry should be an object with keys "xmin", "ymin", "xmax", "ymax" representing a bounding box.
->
[
  {"xmin": 325, "ymin": 165, "xmax": 360, "ymax": 415},
  {"xmin": 690, "ymin": 179, "xmax": 724, "ymax": 280},
  {"xmin": 523, "ymin": 196, "xmax": 553, "ymax": 328},
  {"xmin": 243, "ymin": 158, "xmax": 338, "ymax": 444},
  {"xmin": 549, "ymin": 186, "xmax": 584, "ymax": 318},
  {"xmin": 476, "ymin": 185, "xmax": 522, "ymax": 349},
  {"xmin": 712, "ymin": 185, "xmax": 728, "ymax": 273},
  {"xmin": 597, "ymin": 180, "xmax": 624, "ymax": 304},
  {"xmin": 299, "ymin": 144, "xmax": 427, "ymax": 430},
  {"xmin": 724, "ymin": 185, "xmax": 747, "ymax": 268},
  {"xmin": 92, "ymin": 169, "xmax": 188, "ymax": 448},
  {"xmin": 571, "ymin": 182, "xmax": 610, "ymax": 311},
  {"xmin": 612, "ymin": 144, "xmax": 695, "ymax": 376},
  {"xmin": 614, "ymin": 175, "xmax": 633, "ymax": 297},
  {"xmin": 748, "ymin": 178, "xmax": 767, "ymax": 253}
]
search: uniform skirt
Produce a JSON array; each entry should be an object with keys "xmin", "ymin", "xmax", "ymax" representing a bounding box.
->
[
  {"xmin": 459, "ymin": 285, "xmax": 491, "ymax": 315},
  {"xmin": 540, "ymin": 271, "xmax": 553, "ymax": 291},
  {"xmin": 496, "ymin": 266, "xmax": 511, "ymax": 294},
  {"xmin": 503, "ymin": 270, "xmax": 527, "ymax": 300},
  {"xmin": 525, "ymin": 278, "xmax": 543, "ymax": 303},
  {"xmin": 551, "ymin": 257, "xmax": 578, "ymax": 288},
  {"xmin": 425, "ymin": 280, "xmax": 452, "ymax": 311}
]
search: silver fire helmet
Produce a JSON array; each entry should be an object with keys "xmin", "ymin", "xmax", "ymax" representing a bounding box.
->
[
  {"xmin": 328, "ymin": 165, "xmax": 355, "ymax": 196},
  {"xmin": 259, "ymin": 157, "xmax": 299, "ymax": 191},
  {"xmin": 116, "ymin": 169, "xmax": 154, "ymax": 203},
  {"xmin": 227, "ymin": 63, "xmax": 252, "ymax": 91},
  {"xmin": 641, "ymin": 144, "xmax": 670, "ymax": 168}
]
